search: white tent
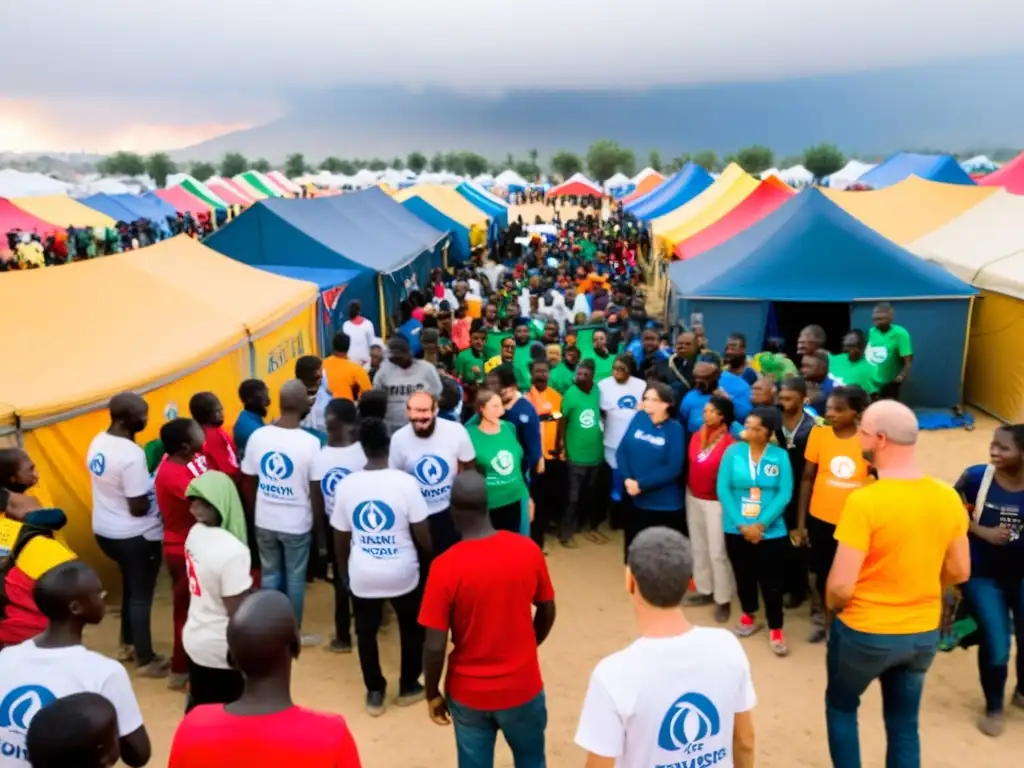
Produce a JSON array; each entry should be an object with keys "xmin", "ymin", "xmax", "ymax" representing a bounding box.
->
[
  {"xmin": 631, "ymin": 167, "xmax": 661, "ymax": 185},
  {"xmin": 472, "ymin": 173, "xmax": 495, "ymax": 187},
  {"xmin": 266, "ymin": 170, "xmax": 302, "ymax": 194},
  {"xmin": 780, "ymin": 165, "xmax": 814, "ymax": 186},
  {"xmin": 759, "ymin": 168, "xmax": 782, "ymax": 181},
  {"xmin": 825, "ymin": 160, "xmax": 877, "ymax": 190},
  {"xmin": 349, "ymin": 169, "xmax": 379, "ymax": 188},
  {"xmin": 961, "ymin": 155, "xmax": 1000, "ymax": 174},
  {"xmin": 603, "ymin": 172, "xmax": 630, "ymax": 191},
  {"xmin": 493, "ymin": 170, "xmax": 529, "ymax": 189},
  {"xmin": 464, "ymin": 181, "xmax": 508, "ymax": 208},
  {"xmin": 0, "ymin": 169, "xmax": 72, "ymax": 197}
]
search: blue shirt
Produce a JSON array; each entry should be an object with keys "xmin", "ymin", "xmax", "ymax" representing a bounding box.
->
[
  {"xmin": 233, "ymin": 410, "xmax": 264, "ymax": 459},
  {"xmin": 716, "ymin": 442, "xmax": 793, "ymax": 539},
  {"xmin": 956, "ymin": 464, "xmax": 1024, "ymax": 580},
  {"xmin": 679, "ymin": 371, "xmax": 753, "ymax": 435},
  {"xmin": 615, "ymin": 411, "xmax": 684, "ymax": 512}
]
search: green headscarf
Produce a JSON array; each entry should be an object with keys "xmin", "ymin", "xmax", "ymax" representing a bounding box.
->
[{"xmin": 186, "ymin": 471, "xmax": 248, "ymax": 547}]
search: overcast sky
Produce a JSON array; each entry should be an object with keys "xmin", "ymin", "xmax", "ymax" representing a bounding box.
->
[{"xmin": 2, "ymin": 0, "xmax": 1022, "ymax": 152}]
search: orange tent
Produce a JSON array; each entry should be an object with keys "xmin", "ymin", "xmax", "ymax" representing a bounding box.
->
[{"xmin": 622, "ymin": 172, "xmax": 666, "ymax": 204}]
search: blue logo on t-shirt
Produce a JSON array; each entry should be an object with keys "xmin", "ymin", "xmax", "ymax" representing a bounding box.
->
[
  {"xmin": 259, "ymin": 451, "xmax": 294, "ymax": 481},
  {"xmin": 658, "ymin": 693, "xmax": 722, "ymax": 755},
  {"xmin": 89, "ymin": 453, "xmax": 106, "ymax": 477},
  {"xmin": 414, "ymin": 455, "xmax": 450, "ymax": 487},
  {"xmin": 320, "ymin": 467, "xmax": 351, "ymax": 500},
  {"xmin": 617, "ymin": 395, "xmax": 638, "ymax": 409},
  {"xmin": 0, "ymin": 685, "xmax": 57, "ymax": 733},
  {"xmin": 353, "ymin": 500, "xmax": 396, "ymax": 533}
]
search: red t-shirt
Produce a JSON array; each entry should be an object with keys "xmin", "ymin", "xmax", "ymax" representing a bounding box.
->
[
  {"xmin": 418, "ymin": 532, "xmax": 555, "ymax": 710},
  {"xmin": 168, "ymin": 705, "xmax": 361, "ymax": 768},
  {"xmin": 686, "ymin": 431, "xmax": 734, "ymax": 501},
  {"xmin": 154, "ymin": 455, "xmax": 208, "ymax": 549},
  {"xmin": 202, "ymin": 426, "xmax": 240, "ymax": 479}
]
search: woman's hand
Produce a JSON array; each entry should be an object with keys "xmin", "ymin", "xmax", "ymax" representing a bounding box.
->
[
  {"xmin": 624, "ymin": 479, "xmax": 641, "ymax": 497},
  {"xmin": 976, "ymin": 524, "xmax": 1011, "ymax": 546},
  {"xmin": 528, "ymin": 498, "xmax": 536, "ymax": 523}
]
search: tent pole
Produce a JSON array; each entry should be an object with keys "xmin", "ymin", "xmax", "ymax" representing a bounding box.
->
[
  {"xmin": 378, "ymin": 273, "xmax": 387, "ymax": 338},
  {"xmin": 959, "ymin": 295, "xmax": 976, "ymax": 403}
]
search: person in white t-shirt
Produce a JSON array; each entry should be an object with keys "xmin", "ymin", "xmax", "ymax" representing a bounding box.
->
[
  {"xmin": 310, "ymin": 398, "xmax": 368, "ymax": 653},
  {"xmin": 342, "ymin": 299, "xmax": 376, "ymax": 366},
  {"xmin": 240, "ymin": 380, "xmax": 321, "ymax": 643},
  {"xmin": 0, "ymin": 561, "xmax": 150, "ymax": 768},
  {"xmin": 598, "ymin": 355, "xmax": 647, "ymax": 469},
  {"xmin": 85, "ymin": 392, "xmax": 166, "ymax": 676},
  {"xmin": 389, "ymin": 391, "xmax": 475, "ymax": 554},
  {"xmin": 331, "ymin": 417, "xmax": 432, "ymax": 717},
  {"xmin": 181, "ymin": 470, "xmax": 253, "ymax": 711},
  {"xmin": 575, "ymin": 528, "xmax": 757, "ymax": 768}
]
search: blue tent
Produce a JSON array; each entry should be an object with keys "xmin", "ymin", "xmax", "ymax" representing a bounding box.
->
[
  {"xmin": 668, "ymin": 188, "xmax": 976, "ymax": 406},
  {"xmin": 205, "ymin": 192, "xmax": 445, "ymax": 334},
  {"xmin": 250, "ymin": 266, "xmax": 362, "ymax": 356},
  {"xmin": 625, "ymin": 163, "xmax": 714, "ymax": 220},
  {"xmin": 456, "ymin": 182, "xmax": 508, "ymax": 230},
  {"xmin": 81, "ymin": 192, "xmax": 176, "ymax": 234},
  {"xmin": 857, "ymin": 153, "xmax": 976, "ymax": 189},
  {"xmin": 80, "ymin": 193, "xmax": 140, "ymax": 223}
]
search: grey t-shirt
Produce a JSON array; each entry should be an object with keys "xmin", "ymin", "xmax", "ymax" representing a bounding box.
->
[{"xmin": 373, "ymin": 360, "xmax": 443, "ymax": 434}]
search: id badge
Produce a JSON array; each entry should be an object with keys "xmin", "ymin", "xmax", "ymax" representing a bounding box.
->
[{"xmin": 741, "ymin": 487, "xmax": 761, "ymax": 519}]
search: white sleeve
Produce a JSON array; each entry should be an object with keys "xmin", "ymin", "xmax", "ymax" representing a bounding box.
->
[
  {"xmin": 330, "ymin": 486, "xmax": 352, "ymax": 532},
  {"xmin": 310, "ymin": 452, "xmax": 326, "ymax": 482},
  {"xmin": 734, "ymin": 640, "xmax": 758, "ymax": 712},
  {"xmin": 406, "ymin": 478, "xmax": 431, "ymax": 525},
  {"xmin": 573, "ymin": 671, "xmax": 624, "ymax": 759},
  {"xmin": 456, "ymin": 426, "xmax": 476, "ymax": 463},
  {"xmin": 241, "ymin": 434, "xmax": 259, "ymax": 475},
  {"xmin": 100, "ymin": 663, "xmax": 145, "ymax": 737},
  {"xmin": 388, "ymin": 437, "xmax": 404, "ymax": 470},
  {"xmin": 220, "ymin": 548, "xmax": 253, "ymax": 598},
  {"xmin": 425, "ymin": 365, "xmax": 442, "ymax": 397},
  {"xmin": 122, "ymin": 447, "xmax": 152, "ymax": 498}
]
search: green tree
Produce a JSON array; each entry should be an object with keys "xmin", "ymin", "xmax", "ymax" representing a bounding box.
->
[
  {"xmin": 648, "ymin": 150, "xmax": 662, "ymax": 172},
  {"xmin": 550, "ymin": 150, "xmax": 583, "ymax": 179},
  {"xmin": 368, "ymin": 158, "xmax": 387, "ymax": 171},
  {"xmin": 528, "ymin": 149, "xmax": 539, "ymax": 168},
  {"xmin": 429, "ymin": 152, "xmax": 445, "ymax": 173},
  {"xmin": 586, "ymin": 139, "xmax": 635, "ymax": 181},
  {"xmin": 251, "ymin": 158, "xmax": 272, "ymax": 173},
  {"xmin": 444, "ymin": 152, "xmax": 467, "ymax": 176},
  {"xmin": 461, "ymin": 152, "xmax": 489, "ymax": 178},
  {"xmin": 666, "ymin": 154, "xmax": 691, "ymax": 173},
  {"xmin": 802, "ymin": 143, "xmax": 846, "ymax": 181},
  {"xmin": 190, "ymin": 161, "xmax": 216, "ymax": 182},
  {"xmin": 514, "ymin": 160, "xmax": 538, "ymax": 182},
  {"xmin": 504, "ymin": 153, "xmax": 515, "ymax": 170},
  {"xmin": 98, "ymin": 151, "xmax": 146, "ymax": 176},
  {"xmin": 618, "ymin": 148, "xmax": 636, "ymax": 178},
  {"xmin": 220, "ymin": 152, "xmax": 248, "ymax": 177},
  {"xmin": 391, "ymin": 157, "xmax": 405, "ymax": 170},
  {"xmin": 145, "ymin": 153, "xmax": 176, "ymax": 188},
  {"xmin": 407, "ymin": 151, "xmax": 427, "ymax": 173},
  {"xmin": 778, "ymin": 155, "xmax": 804, "ymax": 170},
  {"xmin": 336, "ymin": 159, "xmax": 357, "ymax": 175},
  {"xmin": 284, "ymin": 153, "xmax": 307, "ymax": 178},
  {"xmin": 692, "ymin": 150, "xmax": 718, "ymax": 172},
  {"xmin": 734, "ymin": 145, "xmax": 774, "ymax": 175},
  {"xmin": 320, "ymin": 156, "xmax": 346, "ymax": 173}
]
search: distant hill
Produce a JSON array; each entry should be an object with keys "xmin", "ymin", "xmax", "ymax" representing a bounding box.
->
[{"xmin": 167, "ymin": 53, "xmax": 1022, "ymax": 164}]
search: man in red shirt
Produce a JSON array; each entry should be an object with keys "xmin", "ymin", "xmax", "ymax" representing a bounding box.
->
[
  {"xmin": 154, "ymin": 417, "xmax": 208, "ymax": 689},
  {"xmin": 420, "ymin": 471, "xmax": 556, "ymax": 767},
  {"xmin": 190, "ymin": 392, "xmax": 240, "ymax": 480},
  {"xmin": 168, "ymin": 590, "xmax": 362, "ymax": 768}
]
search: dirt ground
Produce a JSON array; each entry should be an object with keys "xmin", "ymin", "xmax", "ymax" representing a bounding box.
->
[{"xmin": 82, "ymin": 412, "xmax": 1022, "ymax": 767}]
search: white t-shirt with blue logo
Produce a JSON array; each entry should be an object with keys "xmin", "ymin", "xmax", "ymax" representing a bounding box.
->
[
  {"xmin": 0, "ymin": 640, "xmax": 144, "ymax": 767},
  {"xmin": 86, "ymin": 431, "xmax": 162, "ymax": 541},
  {"xmin": 240, "ymin": 425, "xmax": 321, "ymax": 536},
  {"xmin": 388, "ymin": 420, "xmax": 476, "ymax": 513},
  {"xmin": 329, "ymin": 468, "xmax": 430, "ymax": 599},
  {"xmin": 575, "ymin": 626, "xmax": 756, "ymax": 768},
  {"xmin": 598, "ymin": 376, "xmax": 647, "ymax": 466},
  {"xmin": 311, "ymin": 443, "xmax": 368, "ymax": 515}
]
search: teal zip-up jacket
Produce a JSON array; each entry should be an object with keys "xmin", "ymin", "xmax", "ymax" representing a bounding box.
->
[{"xmin": 716, "ymin": 442, "xmax": 793, "ymax": 539}]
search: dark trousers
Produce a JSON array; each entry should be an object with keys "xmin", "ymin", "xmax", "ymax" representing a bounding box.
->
[
  {"xmin": 352, "ymin": 587, "xmax": 424, "ymax": 695},
  {"xmin": 808, "ymin": 515, "xmax": 839, "ymax": 626},
  {"xmin": 560, "ymin": 462, "xmax": 601, "ymax": 541},
  {"xmin": 961, "ymin": 576, "xmax": 1024, "ymax": 714},
  {"xmin": 95, "ymin": 534, "xmax": 162, "ymax": 664},
  {"xmin": 185, "ymin": 656, "xmax": 244, "ymax": 713},
  {"xmin": 530, "ymin": 459, "xmax": 567, "ymax": 548},
  {"xmin": 877, "ymin": 381, "xmax": 903, "ymax": 401},
  {"xmin": 623, "ymin": 503, "xmax": 684, "ymax": 563},
  {"xmin": 491, "ymin": 500, "xmax": 524, "ymax": 535},
  {"xmin": 164, "ymin": 548, "xmax": 189, "ymax": 675},
  {"xmin": 428, "ymin": 507, "xmax": 462, "ymax": 555},
  {"xmin": 725, "ymin": 534, "xmax": 788, "ymax": 630},
  {"xmin": 782, "ymin": 501, "xmax": 808, "ymax": 603}
]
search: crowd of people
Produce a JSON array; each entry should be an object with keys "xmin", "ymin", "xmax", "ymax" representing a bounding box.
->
[{"xmin": 0, "ymin": 200, "xmax": 1016, "ymax": 767}]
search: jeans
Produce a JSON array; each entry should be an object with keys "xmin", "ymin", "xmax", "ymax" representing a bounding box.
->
[
  {"xmin": 826, "ymin": 618, "xmax": 939, "ymax": 768},
  {"xmin": 352, "ymin": 587, "xmax": 423, "ymax": 694},
  {"xmin": 448, "ymin": 690, "xmax": 547, "ymax": 768},
  {"xmin": 95, "ymin": 534, "xmax": 162, "ymax": 665},
  {"xmin": 961, "ymin": 575, "xmax": 1024, "ymax": 713},
  {"xmin": 256, "ymin": 528, "xmax": 311, "ymax": 626}
]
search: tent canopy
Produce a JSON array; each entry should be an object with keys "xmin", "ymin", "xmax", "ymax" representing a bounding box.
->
[
  {"xmin": 206, "ymin": 181, "xmax": 252, "ymax": 206},
  {"xmin": 455, "ymin": 182, "xmax": 509, "ymax": 228},
  {"xmin": 0, "ymin": 236, "xmax": 316, "ymax": 423},
  {"xmin": 825, "ymin": 160, "xmax": 877, "ymax": 190},
  {"xmin": 546, "ymin": 173, "xmax": 602, "ymax": 198},
  {"xmin": 394, "ymin": 185, "xmax": 487, "ymax": 265},
  {"xmin": 394, "ymin": 185, "xmax": 489, "ymax": 230},
  {"xmin": 657, "ymin": 168, "xmax": 761, "ymax": 251},
  {"xmin": 494, "ymin": 170, "xmax": 529, "ymax": 190},
  {"xmin": 267, "ymin": 171, "xmax": 303, "ymax": 195},
  {"xmin": 9, "ymin": 195, "xmax": 116, "ymax": 229},
  {"xmin": 622, "ymin": 170, "xmax": 669, "ymax": 205},
  {"xmin": 154, "ymin": 186, "xmax": 211, "ymax": 215},
  {"xmin": 253, "ymin": 265, "xmax": 362, "ymax": 292},
  {"xmin": 625, "ymin": 163, "xmax": 714, "ymax": 220},
  {"xmin": 978, "ymin": 151, "xmax": 1024, "ymax": 194},
  {"xmin": 0, "ymin": 198, "xmax": 61, "ymax": 235},
  {"xmin": 857, "ymin": 153, "xmax": 975, "ymax": 189},
  {"xmin": 80, "ymin": 194, "xmax": 148, "ymax": 224},
  {"xmin": 651, "ymin": 164, "xmax": 749, "ymax": 239}
]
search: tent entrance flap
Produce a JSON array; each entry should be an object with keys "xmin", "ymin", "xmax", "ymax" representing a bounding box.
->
[{"xmin": 768, "ymin": 301, "xmax": 851, "ymax": 358}]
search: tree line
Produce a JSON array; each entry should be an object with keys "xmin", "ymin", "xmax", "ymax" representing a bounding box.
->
[{"xmin": 97, "ymin": 140, "xmax": 1009, "ymax": 188}]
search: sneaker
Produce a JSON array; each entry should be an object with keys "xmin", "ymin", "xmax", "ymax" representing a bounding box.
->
[
  {"xmin": 116, "ymin": 645, "xmax": 135, "ymax": 663},
  {"xmin": 167, "ymin": 672, "xmax": 189, "ymax": 692},
  {"xmin": 978, "ymin": 711, "xmax": 1005, "ymax": 737},
  {"xmin": 559, "ymin": 537, "xmax": 578, "ymax": 549},
  {"xmin": 397, "ymin": 682, "xmax": 426, "ymax": 707},
  {"xmin": 1013, "ymin": 691, "xmax": 1024, "ymax": 710},
  {"xmin": 683, "ymin": 592, "xmax": 715, "ymax": 607},
  {"xmin": 769, "ymin": 630, "xmax": 789, "ymax": 657},
  {"xmin": 366, "ymin": 690, "xmax": 386, "ymax": 717},
  {"xmin": 714, "ymin": 603, "xmax": 732, "ymax": 624},
  {"xmin": 734, "ymin": 614, "xmax": 761, "ymax": 638},
  {"xmin": 808, "ymin": 627, "xmax": 827, "ymax": 644},
  {"xmin": 136, "ymin": 656, "xmax": 171, "ymax": 679},
  {"xmin": 327, "ymin": 637, "xmax": 353, "ymax": 654},
  {"xmin": 300, "ymin": 633, "xmax": 323, "ymax": 648}
]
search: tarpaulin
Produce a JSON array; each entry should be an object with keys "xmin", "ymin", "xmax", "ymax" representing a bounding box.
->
[
  {"xmin": 626, "ymin": 163, "xmax": 714, "ymax": 220},
  {"xmin": 651, "ymin": 165, "xmax": 750, "ymax": 250},
  {"xmin": 658, "ymin": 170, "xmax": 761, "ymax": 252},
  {"xmin": 267, "ymin": 171, "xmax": 303, "ymax": 195},
  {"xmin": 395, "ymin": 185, "xmax": 489, "ymax": 265},
  {"xmin": 10, "ymin": 195, "xmax": 116, "ymax": 229},
  {"xmin": 978, "ymin": 151, "xmax": 1024, "ymax": 195},
  {"xmin": 154, "ymin": 186, "xmax": 213, "ymax": 215},
  {"xmin": 180, "ymin": 177, "xmax": 226, "ymax": 208},
  {"xmin": 965, "ymin": 291, "xmax": 1024, "ymax": 422},
  {"xmin": 546, "ymin": 173, "xmax": 602, "ymax": 198},
  {"xmin": 857, "ymin": 153, "xmax": 976, "ymax": 189},
  {"xmin": 0, "ymin": 198, "xmax": 60, "ymax": 235},
  {"xmin": 621, "ymin": 171, "xmax": 666, "ymax": 205},
  {"xmin": 237, "ymin": 171, "xmax": 280, "ymax": 199},
  {"xmin": 206, "ymin": 181, "xmax": 252, "ymax": 206}
]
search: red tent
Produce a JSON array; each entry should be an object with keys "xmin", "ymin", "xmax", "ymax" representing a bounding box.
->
[
  {"xmin": 0, "ymin": 198, "xmax": 61, "ymax": 236},
  {"xmin": 673, "ymin": 178, "xmax": 794, "ymax": 261},
  {"xmin": 207, "ymin": 181, "xmax": 252, "ymax": 206},
  {"xmin": 154, "ymin": 186, "xmax": 213, "ymax": 215},
  {"xmin": 977, "ymin": 152, "xmax": 1024, "ymax": 194},
  {"xmin": 546, "ymin": 173, "xmax": 602, "ymax": 199}
]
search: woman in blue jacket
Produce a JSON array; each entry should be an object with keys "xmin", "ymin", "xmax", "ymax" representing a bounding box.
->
[
  {"xmin": 616, "ymin": 381, "xmax": 685, "ymax": 561},
  {"xmin": 717, "ymin": 406, "xmax": 793, "ymax": 657}
]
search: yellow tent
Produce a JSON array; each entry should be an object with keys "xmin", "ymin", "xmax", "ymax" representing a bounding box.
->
[
  {"xmin": 394, "ymin": 184, "xmax": 490, "ymax": 249},
  {"xmin": 10, "ymin": 194, "xmax": 117, "ymax": 228},
  {"xmin": 820, "ymin": 176, "xmax": 996, "ymax": 244},
  {"xmin": 1, "ymin": 236, "xmax": 318, "ymax": 578},
  {"xmin": 650, "ymin": 164, "xmax": 754, "ymax": 252},
  {"xmin": 910, "ymin": 190, "xmax": 1024, "ymax": 422},
  {"xmin": 657, "ymin": 169, "xmax": 761, "ymax": 252},
  {"xmin": 378, "ymin": 182, "xmax": 396, "ymax": 196}
]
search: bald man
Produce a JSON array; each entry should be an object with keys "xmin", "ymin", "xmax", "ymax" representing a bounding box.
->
[
  {"xmin": 168, "ymin": 592, "xmax": 362, "ymax": 768},
  {"xmin": 240, "ymin": 380, "xmax": 321, "ymax": 644},
  {"xmin": 824, "ymin": 401, "xmax": 969, "ymax": 767}
]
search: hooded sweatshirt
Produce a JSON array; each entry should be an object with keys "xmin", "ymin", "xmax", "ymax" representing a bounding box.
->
[{"xmin": 186, "ymin": 470, "xmax": 248, "ymax": 547}]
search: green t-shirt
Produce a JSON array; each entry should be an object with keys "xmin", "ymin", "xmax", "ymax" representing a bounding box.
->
[
  {"xmin": 484, "ymin": 329, "xmax": 512, "ymax": 360},
  {"xmin": 455, "ymin": 348, "xmax": 487, "ymax": 386},
  {"xmin": 512, "ymin": 344, "xmax": 535, "ymax": 391},
  {"xmin": 866, "ymin": 324, "xmax": 913, "ymax": 386},
  {"xmin": 587, "ymin": 350, "xmax": 615, "ymax": 383},
  {"xmin": 828, "ymin": 353, "xmax": 878, "ymax": 394},
  {"xmin": 549, "ymin": 363, "xmax": 577, "ymax": 394},
  {"xmin": 469, "ymin": 421, "xmax": 529, "ymax": 508},
  {"xmin": 561, "ymin": 385, "xmax": 604, "ymax": 466}
]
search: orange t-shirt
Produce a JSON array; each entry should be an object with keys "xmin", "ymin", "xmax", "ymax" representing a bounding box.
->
[
  {"xmin": 322, "ymin": 355, "xmax": 372, "ymax": 401},
  {"xmin": 835, "ymin": 477, "xmax": 967, "ymax": 634},
  {"xmin": 804, "ymin": 426, "xmax": 871, "ymax": 525},
  {"xmin": 526, "ymin": 386, "xmax": 562, "ymax": 458}
]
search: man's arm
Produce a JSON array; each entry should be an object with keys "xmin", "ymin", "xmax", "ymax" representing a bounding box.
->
[
  {"xmin": 796, "ymin": 462, "xmax": 817, "ymax": 542},
  {"xmin": 533, "ymin": 600, "xmax": 556, "ymax": 646},
  {"xmin": 826, "ymin": 543, "xmax": 867, "ymax": 612},
  {"xmin": 333, "ymin": 529, "xmax": 352, "ymax": 587},
  {"xmin": 584, "ymin": 756, "xmax": 615, "ymax": 768},
  {"xmin": 120, "ymin": 727, "xmax": 152, "ymax": 768},
  {"xmin": 423, "ymin": 627, "xmax": 449, "ymax": 704},
  {"xmin": 411, "ymin": 520, "xmax": 434, "ymax": 568},
  {"xmin": 942, "ymin": 533, "xmax": 971, "ymax": 587},
  {"xmin": 309, "ymin": 481, "xmax": 328, "ymax": 574},
  {"xmin": 733, "ymin": 710, "xmax": 756, "ymax": 768}
]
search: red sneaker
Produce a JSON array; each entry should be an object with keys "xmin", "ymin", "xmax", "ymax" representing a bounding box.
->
[{"xmin": 769, "ymin": 629, "xmax": 789, "ymax": 657}]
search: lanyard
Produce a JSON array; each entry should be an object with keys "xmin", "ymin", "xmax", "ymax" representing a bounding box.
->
[{"xmin": 748, "ymin": 451, "xmax": 763, "ymax": 484}]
